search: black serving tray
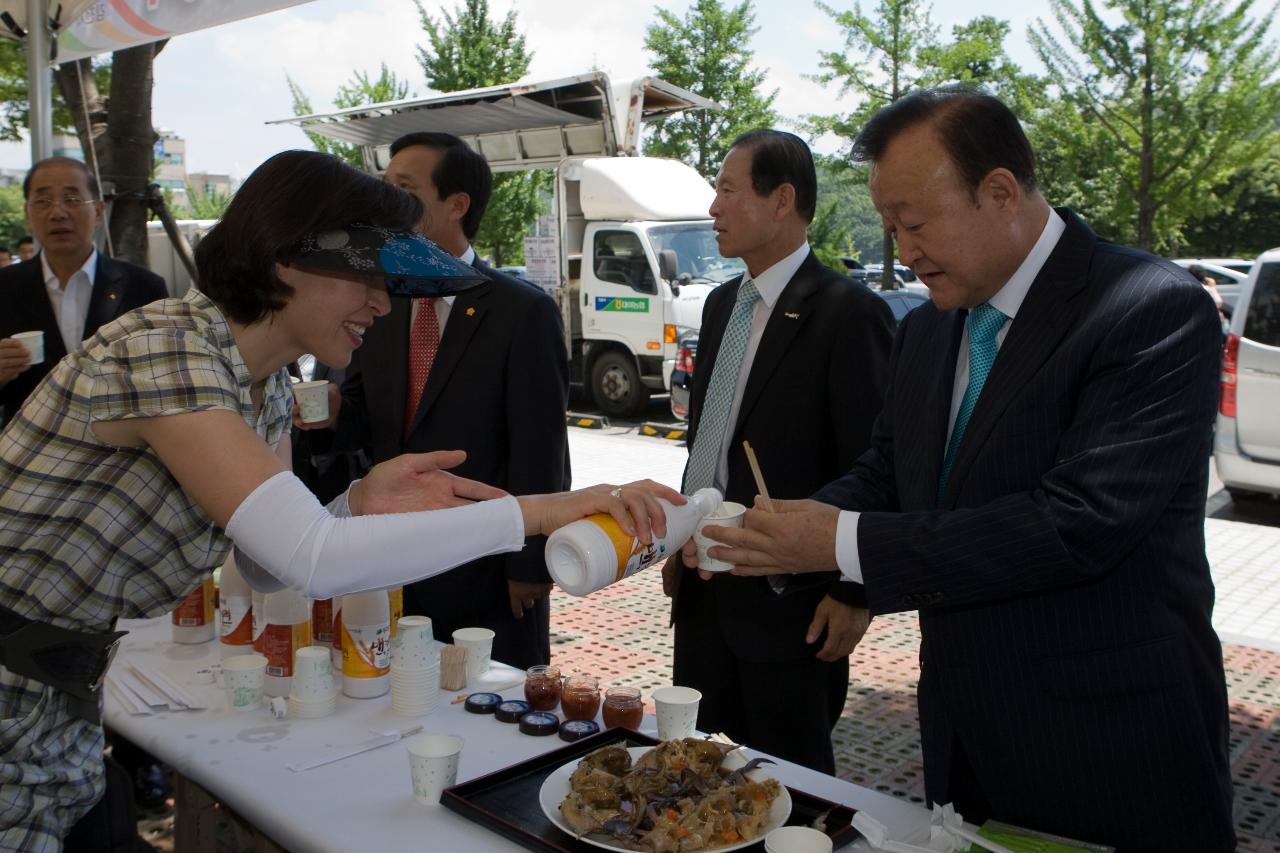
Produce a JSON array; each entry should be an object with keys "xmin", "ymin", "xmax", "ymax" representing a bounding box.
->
[{"xmin": 441, "ymin": 728, "xmax": 860, "ymax": 852}]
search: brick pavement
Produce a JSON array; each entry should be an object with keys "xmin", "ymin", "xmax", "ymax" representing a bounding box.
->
[{"xmin": 557, "ymin": 428, "xmax": 1280, "ymax": 850}]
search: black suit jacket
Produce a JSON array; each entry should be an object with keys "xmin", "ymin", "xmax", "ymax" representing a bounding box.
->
[
  {"xmin": 0, "ymin": 252, "xmax": 167, "ymax": 418},
  {"xmin": 673, "ymin": 251, "xmax": 894, "ymax": 662},
  {"xmin": 338, "ymin": 260, "xmax": 570, "ymax": 662},
  {"xmin": 814, "ymin": 210, "xmax": 1234, "ymax": 848}
]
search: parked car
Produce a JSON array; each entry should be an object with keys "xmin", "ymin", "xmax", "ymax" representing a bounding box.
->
[
  {"xmin": 495, "ymin": 264, "xmax": 531, "ymax": 281},
  {"xmin": 668, "ymin": 287, "xmax": 928, "ymax": 420},
  {"xmin": 1173, "ymin": 258, "xmax": 1251, "ymax": 317},
  {"xmin": 1215, "ymin": 247, "xmax": 1280, "ymax": 502}
]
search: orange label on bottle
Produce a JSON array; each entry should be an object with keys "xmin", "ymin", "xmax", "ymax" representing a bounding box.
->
[
  {"xmin": 342, "ymin": 622, "xmax": 390, "ymax": 678},
  {"xmin": 172, "ymin": 578, "xmax": 215, "ymax": 627},
  {"xmin": 263, "ymin": 622, "xmax": 311, "ymax": 677},
  {"xmin": 312, "ymin": 599, "xmax": 334, "ymax": 644},
  {"xmin": 584, "ymin": 513, "xmax": 668, "ymax": 584},
  {"xmin": 331, "ymin": 607, "xmax": 343, "ymax": 651},
  {"xmin": 219, "ymin": 595, "xmax": 253, "ymax": 645},
  {"xmin": 388, "ymin": 588, "xmax": 403, "ymax": 639}
]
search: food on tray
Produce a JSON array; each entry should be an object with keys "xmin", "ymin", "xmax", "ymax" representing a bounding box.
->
[{"xmin": 559, "ymin": 739, "xmax": 780, "ymax": 851}]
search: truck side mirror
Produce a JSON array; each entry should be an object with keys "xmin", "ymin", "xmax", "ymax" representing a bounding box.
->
[{"xmin": 658, "ymin": 249, "xmax": 679, "ymax": 282}]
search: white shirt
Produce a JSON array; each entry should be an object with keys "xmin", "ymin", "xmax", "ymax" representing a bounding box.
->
[
  {"xmin": 408, "ymin": 244, "xmax": 471, "ymax": 330},
  {"xmin": 41, "ymin": 248, "xmax": 98, "ymax": 354},
  {"xmin": 709, "ymin": 241, "xmax": 811, "ymax": 492},
  {"xmin": 835, "ymin": 210, "xmax": 1066, "ymax": 585}
]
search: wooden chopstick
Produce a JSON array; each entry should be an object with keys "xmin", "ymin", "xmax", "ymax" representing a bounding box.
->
[{"xmin": 742, "ymin": 441, "xmax": 775, "ymax": 512}]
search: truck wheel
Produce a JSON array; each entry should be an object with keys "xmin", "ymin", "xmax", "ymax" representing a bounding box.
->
[{"xmin": 590, "ymin": 351, "xmax": 650, "ymax": 418}]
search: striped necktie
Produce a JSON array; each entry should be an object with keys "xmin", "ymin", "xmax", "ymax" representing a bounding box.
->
[
  {"xmin": 404, "ymin": 297, "xmax": 439, "ymax": 436},
  {"xmin": 683, "ymin": 279, "xmax": 760, "ymax": 492},
  {"xmin": 937, "ymin": 302, "xmax": 1007, "ymax": 503}
]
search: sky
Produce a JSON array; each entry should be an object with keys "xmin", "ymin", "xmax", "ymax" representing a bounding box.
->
[{"xmin": 0, "ymin": 0, "xmax": 1261, "ymax": 177}]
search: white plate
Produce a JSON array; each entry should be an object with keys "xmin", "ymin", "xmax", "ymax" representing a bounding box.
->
[{"xmin": 538, "ymin": 745, "xmax": 792, "ymax": 852}]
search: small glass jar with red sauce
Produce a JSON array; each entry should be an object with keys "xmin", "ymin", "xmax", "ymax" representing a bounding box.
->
[
  {"xmin": 560, "ymin": 674, "xmax": 601, "ymax": 721},
  {"xmin": 601, "ymin": 686, "xmax": 644, "ymax": 730},
  {"xmin": 524, "ymin": 665, "xmax": 562, "ymax": 711}
]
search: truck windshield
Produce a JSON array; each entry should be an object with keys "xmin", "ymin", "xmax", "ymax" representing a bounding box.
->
[{"xmin": 649, "ymin": 223, "xmax": 746, "ymax": 284}]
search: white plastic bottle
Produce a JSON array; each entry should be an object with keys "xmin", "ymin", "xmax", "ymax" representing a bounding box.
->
[
  {"xmin": 387, "ymin": 586, "xmax": 404, "ymax": 639},
  {"xmin": 251, "ymin": 590, "xmax": 266, "ymax": 654},
  {"xmin": 546, "ymin": 488, "xmax": 722, "ymax": 596},
  {"xmin": 341, "ymin": 590, "xmax": 390, "ymax": 698},
  {"xmin": 330, "ymin": 597, "xmax": 344, "ymax": 673},
  {"xmin": 261, "ymin": 588, "xmax": 312, "ymax": 697},
  {"xmin": 172, "ymin": 577, "xmax": 216, "ymax": 643},
  {"xmin": 218, "ymin": 554, "xmax": 255, "ymax": 659}
]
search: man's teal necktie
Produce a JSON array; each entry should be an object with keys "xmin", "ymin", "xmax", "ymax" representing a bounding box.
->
[
  {"xmin": 937, "ymin": 302, "xmax": 1007, "ymax": 503},
  {"xmin": 683, "ymin": 279, "xmax": 760, "ymax": 492}
]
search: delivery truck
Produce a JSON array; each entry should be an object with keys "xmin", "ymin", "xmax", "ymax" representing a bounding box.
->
[{"xmin": 274, "ymin": 72, "xmax": 745, "ymax": 417}]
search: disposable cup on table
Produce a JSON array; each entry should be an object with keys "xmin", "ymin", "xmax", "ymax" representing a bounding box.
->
[
  {"xmin": 693, "ymin": 501, "xmax": 747, "ymax": 573},
  {"xmin": 451, "ymin": 627, "xmax": 494, "ymax": 680},
  {"xmin": 764, "ymin": 826, "xmax": 834, "ymax": 853},
  {"xmin": 290, "ymin": 646, "xmax": 336, "ymax": 701},
  {"xmin": 292, "ymin": 380, "xmax": 330, "ymax": 423},
  {"xmin": 651, "ymin": 686, "xmax": 701, "ymax": 741},
  {"xmin": 223, "ymin": 654, "xmax": 268, "ymax": 711},
  {"xmin": 289, "ymin": 694, "xmax": 337, "ymax": 719},
  {"xmin": 12, "ymin": 331, "xmax": 44, "ymax": 364},
  {"xmin": 406, "ymin": 734, "xmax": 462, "ymax": 805}
]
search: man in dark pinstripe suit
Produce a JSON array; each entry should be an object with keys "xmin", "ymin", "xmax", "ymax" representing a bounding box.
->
[{"xmin": 703, "ymin": 87, "xmax": 1234, "ymax": 850}]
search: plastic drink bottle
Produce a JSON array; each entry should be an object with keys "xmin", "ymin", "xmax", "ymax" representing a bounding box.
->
[
  {"xmin": 217, "ymin": 554, "xmax": 255, "ymax": 658},
  {"xmin": 388, "ymin": 587, "xmax": 403, "ymax": 639},
  {"xmin": 341, "ymin": 590, "xmax": 390, "ymax": 698},
  {"xmin": 312, "ymin": 598, "xmax": 335, "ymax": 647},
  {"xmin": 545, "ymin": 488, "xmax": 722, "ymax": 596},
  {"xmin": 251, "ymin": 590, "xmax": 266, "ymax": 654},
  {"xmin": 261, "ymin": 588, "xmax": 311, "ymax": 697},
  {"xmin": 172, "ymin": 577, "xmax": 216, "ymax": 643},
  {"xmin": 330, "ymin": 597, "xmax": 344, "ymax": 672}
]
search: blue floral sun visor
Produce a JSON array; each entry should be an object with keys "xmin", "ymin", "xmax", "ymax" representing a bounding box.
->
[{"xmin": 284, "ymin": 223, "xmax": 486, "ymax": 297}]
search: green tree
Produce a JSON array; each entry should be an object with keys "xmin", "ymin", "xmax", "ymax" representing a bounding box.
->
[
  {"xmin": 183, "ymin": 183, "xmax": 234, "ymax": 220},
  {"xmin": 809, "ymin": 0, "xmax": 939, "ymax": 286},
  {"xmin": 919, "ymin": 17, "xmax": 1046, "ymax": 115},
  {"xmin": 808, "ymin": 157, "xmax": 882, "ymax": 271},
  {"xmin": 1179, "ymin": 150, "xmax": 1280, "ymax": 258},
  {"xmin": 1029, "ymin": 0, "xmax": 1280, "ymax": 252},
  {"xmin": 415, "ymin": 0, "xmax": 546, "ymax": 265},
  {"xmin": 287, "ymin": 64, "xmax": 412, "ymax": 168},
  {"xmin": 0, "ymin": 184, "xmax": 26, "ymax": 247},
  {"xmin": 643, "ymin": 0, "xmax": 779, "ymax": 178}
]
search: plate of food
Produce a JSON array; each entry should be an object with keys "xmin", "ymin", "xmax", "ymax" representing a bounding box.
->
[{"xmin": 539, "ymin": 738, "xmax": 792, "ymax": 852}]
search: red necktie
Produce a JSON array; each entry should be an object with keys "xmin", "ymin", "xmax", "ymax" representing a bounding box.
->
[{"xmin": 404, "ymin": 297, "xmax": 439, "ymax": 435}]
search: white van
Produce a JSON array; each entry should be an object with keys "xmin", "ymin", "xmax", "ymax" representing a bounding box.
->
[{"xmin": 1216, "ymin": 247, "xmax": 1280, "ymax": 501}]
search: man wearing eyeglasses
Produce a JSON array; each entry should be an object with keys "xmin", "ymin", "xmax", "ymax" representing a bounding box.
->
[{"xmin": 0, "ymin": 157, "xmax": 167, "ymax": 424}]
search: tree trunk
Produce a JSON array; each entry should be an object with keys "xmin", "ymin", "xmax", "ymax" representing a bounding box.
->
[
  {"xmin": 882, "ymin": 229, "xmax": 897, "ymax": 290},
  {"xmin": 53, "ymin": 60, "xmax": 107, "ymax": 180},
  {"xmin": 100, "ymin": 42, "xmax": 165, "ymax": 266}
]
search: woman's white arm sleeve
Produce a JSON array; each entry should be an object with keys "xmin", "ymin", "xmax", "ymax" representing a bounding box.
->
[
  {"xmin": 225, "ymin": 471, "xmax": 526, "ymax": 599},
  {"xmin": 232, "ymin": 483, "xmax": 356, "ymax": 593}
]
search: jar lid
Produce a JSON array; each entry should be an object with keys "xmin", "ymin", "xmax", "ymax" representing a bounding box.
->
[
  {"xmin": 464, "ymin": 692, "xmax": 503, "ymax": 714},
  {"xmin": 495, "ymin": 700, "xmax": 531, "ymax": 722},
  {"xmin": 559, "ymin": 719, "xmax": 600, "ymax": 742},
  {"xmin": 518, "ymin": 711, "xmax": 560, "ymax": 736}
]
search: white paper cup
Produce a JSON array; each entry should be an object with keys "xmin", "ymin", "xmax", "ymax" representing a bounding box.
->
[
  {"xmin": 292, "ymin": 380, "xmax": 330, "ymax": 423},
  {"xmin": 452, "ymin": 627, "xmax": 495, "ymax": 680},
  {"xmin": 764, "ymin": 826, "xmax": 833, "ymax": 853},
  {"xmin": 12, "ymin": 331, "xmax": 44, "ymax": 365},
  {"xmin": 223, "ymin": 654, "xmax": 268, "ymax": 711},
  {"xmin": 694, "ymin": 501, "xmax": 747, "ymax": 572},
  {"xmin": 406, "ymin": 734, "xmax": 462, "ymax": 805},
  {"xmin": 290, "ymin": 646, "xmax": 336, "ymax": 700},
  {"xmin": 652, "ymin": 686, "xmax": 701, "ymax": 741},
  {"xmin": 393, "ymin": 617, "xmax": 438, "ymax": 669}
]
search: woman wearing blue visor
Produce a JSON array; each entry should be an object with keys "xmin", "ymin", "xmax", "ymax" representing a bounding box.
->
[{"xmin": 0, "ymin": 150, "xmax": 679, "ymax": 848}]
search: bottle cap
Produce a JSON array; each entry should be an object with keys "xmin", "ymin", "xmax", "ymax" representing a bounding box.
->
[
  {"xmin": 495, "ymin": 700, "xmax": 531, "ymax": 722},
  {"xmin": 559, "ymin": 719, "xmax": 600, "ymax": 741},
  {"xmin": 464, "ymin": 692, "xmax": 503, "ymax": 714},
  {"xmin": 518, "ymin": 711, "xmax": 560, "ymax": 736}
]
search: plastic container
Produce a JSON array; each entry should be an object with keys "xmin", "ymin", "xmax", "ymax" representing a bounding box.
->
[
  {"xmin": 251, "ymin": 590, "xmax": 266, "ymax": 654},
  {"xmin": 341, "ymin": 590, "xmax": 390, "ymax": 698},
  {"xmin": 312, "ymin": 598, "xmax": 335, "ymax": 647},
  {"xmin": 172, "ymin": 577, "xmax": 216, "ymax": 643},
  {"xmin": 260, "ymin": 588, "xmax": 312, "ymax": 697},
  {"xmin": 330, "ymin": 596, "xmax": 344, "ymax": 671},
  {"xmin": 545, "ymin": 488, "xmax": 722, "ymax": 596},
  {"xmin": 218, "ymin": 554, "xmax": 255, "ymax": 659}
]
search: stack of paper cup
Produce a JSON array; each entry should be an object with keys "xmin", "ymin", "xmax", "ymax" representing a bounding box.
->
[
  {"xmin": 289, "ymin": 646, "xmax": 337, "ymax": 719},
  {"xmin": 390, "ymin": 616, "xmax": 440, "ymax": 715}
]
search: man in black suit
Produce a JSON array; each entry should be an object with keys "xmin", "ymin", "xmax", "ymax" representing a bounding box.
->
[
  {"xmin": 710, "ymin": 89, "xmax": 1234, "ymax": 849},
  {"xmin": 322, "ymin": 132, "xmax": 569, "ymax": 670},
  {"xmin": 663, "ymin": 130, "xmax": 894, "ymax": 773},
  {"xmin": 0, "ymin": 157, "xmax": 166, "ymax": 424}
]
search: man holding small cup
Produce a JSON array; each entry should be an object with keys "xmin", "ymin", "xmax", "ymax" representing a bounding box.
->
[{"xmin": 0, "ymin": 157, "xmax": 166, "ymax": 425}]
